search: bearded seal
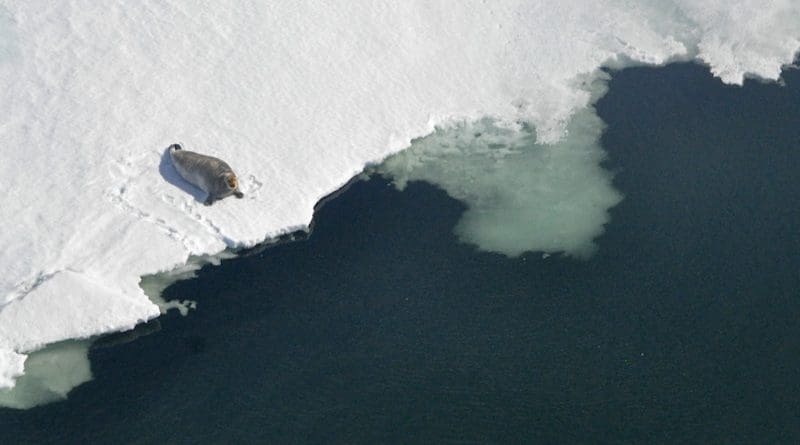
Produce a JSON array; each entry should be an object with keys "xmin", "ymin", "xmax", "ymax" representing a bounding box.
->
[{"xmin": 168, "ymin": 144, "xmax": 244, "ymax": 205}]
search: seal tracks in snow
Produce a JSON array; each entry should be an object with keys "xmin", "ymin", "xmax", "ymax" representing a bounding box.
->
[
  {"xmin": 105, "ymin": 155, "xmax": 207, "ymax": 251},
  {"xmin": 242, "ymin": 174, "xmax": 263, "ymax": 200},
  {"xmin": 106, "ymin": 154, "xmax": 260, "ymax": 249},
  {"xmin": 159, "ymin": 193, "xmax": 234, "ymax": 246},
  {"xmin": 104, "ymin": 182, "xmax": 200, "ymax": 251}
]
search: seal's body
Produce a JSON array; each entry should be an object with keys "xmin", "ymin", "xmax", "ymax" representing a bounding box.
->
[{"xmin": 168, "ymin": 144, "xmax": 244, "ymax": 205}]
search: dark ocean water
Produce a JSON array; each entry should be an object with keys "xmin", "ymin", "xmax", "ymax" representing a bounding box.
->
[{"xmin": 2, "ymin": 62, "xmax": 800, "ymax": 444}]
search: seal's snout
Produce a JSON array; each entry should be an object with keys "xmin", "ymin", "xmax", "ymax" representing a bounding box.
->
[
  {"xmin": 169, "ymin": 143, "xmax": 182, "ymax": 151},
  {"xmin": 226, "ymin": 174, "xmax": 238, "ymax": 190}
]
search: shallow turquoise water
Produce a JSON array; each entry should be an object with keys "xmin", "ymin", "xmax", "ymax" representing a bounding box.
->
[{"xmin": 1, "ymin": 62, "xmax": 800, "ymax": 444}]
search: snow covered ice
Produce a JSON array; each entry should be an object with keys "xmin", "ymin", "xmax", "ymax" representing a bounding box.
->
[{"xmin": 1, "ymin": 0, "xmax": 798, "ymax": 404}]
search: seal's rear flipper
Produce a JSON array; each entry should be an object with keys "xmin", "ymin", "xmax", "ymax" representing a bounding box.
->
[{"xmin": 168, "ymin": 143, "xmax": 182, "ymax": 151}]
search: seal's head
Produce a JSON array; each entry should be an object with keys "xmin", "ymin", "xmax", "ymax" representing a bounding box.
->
[{"xmin": 225, "ymin": 173, "xmax": 244, "ymax": 199}]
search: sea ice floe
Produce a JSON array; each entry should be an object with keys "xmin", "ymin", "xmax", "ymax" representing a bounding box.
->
[{"xmin": 1, "ymin": 1, "xmax": 798, "ymax": 402}]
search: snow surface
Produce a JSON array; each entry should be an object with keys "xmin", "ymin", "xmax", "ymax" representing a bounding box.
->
[{"xmin": 1, "ymin": 0, "xmax": 799, "ymax": 393}]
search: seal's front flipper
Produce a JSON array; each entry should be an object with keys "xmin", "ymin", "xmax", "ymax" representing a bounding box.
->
[
  {"xmin": 204, "ymin": 196, "xmax": 216, "ymax": 206},
  {"xmin": 234, "ymin": 191, "xmax": 244, "ymax": 199}
]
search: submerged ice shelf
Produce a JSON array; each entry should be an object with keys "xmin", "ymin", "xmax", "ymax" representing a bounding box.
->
[{"xmin": 1, "ymin": 0, "xmax": 799, "ymax": 397}]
